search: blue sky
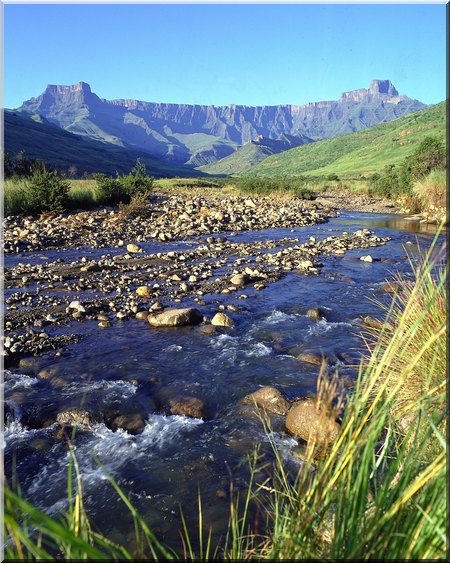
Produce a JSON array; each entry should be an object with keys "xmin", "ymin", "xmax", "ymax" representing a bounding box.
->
[{"xmin": 4, "ymin": 3, "xmax": 446, "ymax": 108}]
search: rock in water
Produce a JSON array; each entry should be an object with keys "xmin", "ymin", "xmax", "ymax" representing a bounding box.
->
[
  {"xmin": 56, "ymin": 408, "xmax": 97, "ymax": 427},
  {"xmin": 127, "ymin": 243, "xmax": 141, "ymax": 253},
  {"xmin": 297, "ymin": 352, "xmax": 325, "ymax": 366},
  {"xmin": 306, "ymin": 308, "xmax": 325, "ymax": 321},
  {"xmin": 147, "ymin": 307, "xmax": 203, "ymax": 327},
  {"xmin": 285, "ymin": 398, "xmax": 340, "ymax": 445},
  {"xmin": 211, "ymin": 312, "xmax": 234, "ymax": 327},
  {"xmin": 136, "ymin": 285, "xmax": 152, "ymax": 297},
  {"xmin": 243, "ymin": 386, "xmax": 290, "ymax": 415},
  {"xmin": 169, "ymin": 396, "xmax": 204, "ymax": 418},
  {"xmin": 111, "ymin": 414, "xmax": 145, "ymax": 435}
]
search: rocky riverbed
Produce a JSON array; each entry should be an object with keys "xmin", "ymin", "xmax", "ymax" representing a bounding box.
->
[{"xmin": 3, "ymin": 193, "xmax": 391, "ymax": 363}]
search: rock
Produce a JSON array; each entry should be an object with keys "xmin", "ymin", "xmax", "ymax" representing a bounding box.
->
[
  {"xmin": 18, "ymin": 357, "xmax": 46, "ymax": 375},
  {"xmin": 211, "ymin": 312, "xmax": 234, "ymax": 328},
  {"xmin": 148, "ymin": 307, "xmax": 203, "ymax": 327},
  {"xmin": 244, "ymin": 199, "xmax": 257, "ymax": 208},
  {"xmin": 230, "ymin": 273, "xmax": 248, "ymax": 287},
  {"xmin": 136, "ymin": 286, "xmax": 152, "ymax": 298},
  {"xmin": 126, "ymin": 243, "xmax": 141, "ymax": 253},
  {"xmin": 362, "ymin": 315, "xmax": 394, "ymax": 331},
  {"xmin": 199, "ymin": 325, "xmax": 217, "ymax": 335},
  {"xmin": 297, "ymin": 352, "xmax": 325, "ymax": 366},
  {"xmin": 37, "ymin": 366, "xmax": 60, "ymax": 379},
  {"xmin": 68, "ymin": 300, "xmax": 86, "ymax": 313},
  {"xmin": 360, "ymin": 255, "xmax": 373, "ymax": 263},
  {"xmin": 243, "ymin": 386, "xmax": 290, "ymax": 416},
  {"xmin": 98, "ymin": 320, "xmax": 110, "ymax": 328},
  {"xmin": 306, "ymin": 308, "xmax": 325, "ymax": 321},
  {"xmin": 111, "ymin": 414, "xmax": 145, "ymax": 435},
  {"xmin": 135, "ymin": 311, "xmax": 149, "ymax": 321},
  {"xmin": 169, "ymin": 396, "xmax": 205, "ymax": 418},
  {"xmin": 285, "ymin": 398, "xmax": 340, "ymax": 445},
  {"xmin": 56, "ymin": 408, "xmax": 97, "ymax": 427}
]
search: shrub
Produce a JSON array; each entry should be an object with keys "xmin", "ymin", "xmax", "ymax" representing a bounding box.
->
[
  {"xmin": 95, "ymin": 160, "xmax": 154, "ymax": 205},
  {"xmin": 326, "ymin": 173, "xmax": 340, "ymax": 181},
  {"xmin": 25, "ymin": 166, "xmax": 70, "ymax": 214},
  {"xmin": 235, "ymin": 176, "xmax": 315, "ymax": 199},
  {"xmin": 118, "ymin": 192, "xmax": 153, "ymax": 218},
  {"xmin": 409, "ymin": 137, "xmax": 446, "ymax": 180},
  {"xmin": 120, "ymin": 159, "xmax": 154, "ymax": 197},
  {"xmin": 94, "ymin": 173, "xmax": 130, "ymax": 205}
]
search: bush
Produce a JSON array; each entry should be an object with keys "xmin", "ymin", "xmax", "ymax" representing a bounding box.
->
[
  {"xmin": 95, "ymin": 160, "xmax": 154, "ymax": 205},
  {"xmin": 25, "ymin": 167, "xmax": 70, "ymax": 214},
  {"xmin": 94, "ymin": 174, "xmax": 129, "ymax": 205},
  {"xmin": 369, "ymin": 136, "xmax": 445, "ymax": 199},
  {"xmin": 120, "ymin": 159, "xmax": 154, "ymax": 196},
  {"xmin": 326, "ymin": 173, "xmax": 340, "ymax": 181}
]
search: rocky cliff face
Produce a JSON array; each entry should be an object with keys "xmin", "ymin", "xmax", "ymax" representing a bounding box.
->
[{"xmin": 18, "ymin": 80, "xmax": 425, "ymax": 166}]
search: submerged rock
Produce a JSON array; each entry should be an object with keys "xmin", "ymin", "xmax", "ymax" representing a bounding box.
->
[
  {"xmin": 243, "ymin": 386, "xmax": 290, "ymax": 416},
  {"xmin": 169, "ymin": 396, "xmax": 205, "ymax": 418},
  {"xmin": 285, "ymin": 398, "xmax": 340, "ymax": 445},
  {"xmin": 111, "ymin": 413, "xmax": 146, "ymax": 435},
  {"xmin": 148, "ymin": 307, "xmax": 203, "ymax": 327},
  {"xmin": 297, "ymin": 352, "xmax": 325, "ymax": 366},
  {"xmin": 306, "ymin": 308, "xmax": 326, "ymax": 321},
  {"xmin": 56, "ymin": 408, "xmax": 98, "ymax": 427}
]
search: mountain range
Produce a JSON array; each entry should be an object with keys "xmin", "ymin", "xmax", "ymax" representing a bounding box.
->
[{"xmin": 14, "ymin": 79, "xmax": 425, "ymax": 171}]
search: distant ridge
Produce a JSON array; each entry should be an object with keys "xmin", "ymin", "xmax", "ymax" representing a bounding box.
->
[{"xmin": 15, "ymin": 80, "xmax": 426, "ymax": 167}]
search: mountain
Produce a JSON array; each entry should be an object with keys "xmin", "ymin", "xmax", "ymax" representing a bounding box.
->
[
  {"xmin": 16, "ymin": 80, "xmax": 425, "ymax": 167},
  {"xmin": 199, "ymin": 133, "xmax": 314, "ymax": 175},
  {"xmin": 4, "ymin": 110, "xmax": 202, "ymax": 177},
  {"xmin": 244, "ymin": 102, "xmax": 445, "ymax": 178}
]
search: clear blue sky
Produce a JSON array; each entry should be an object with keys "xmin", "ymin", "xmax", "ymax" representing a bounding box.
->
[{"xmin": 4, "ymin": 3, "xmax": 446, "ymax": 109}]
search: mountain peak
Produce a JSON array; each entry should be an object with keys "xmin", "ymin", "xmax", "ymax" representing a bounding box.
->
[
  {"xmin": 369, "ymin": 79, "xmax": 398, "ymax": 97},
  {"xmin": 45, "ymin": 81, "xmax": 92, "ymax": 95}
]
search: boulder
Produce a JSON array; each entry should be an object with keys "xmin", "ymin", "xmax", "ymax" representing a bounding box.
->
[
  {"xmin": 56, "ymin": 408, "xmax": 97, "ymax": 427},
  {"xmin": 148, "ymin": 307, "xmax": 203, "ymax": 327},
  {"xmin": 285, "ymin": 398, "xmax": 340, "ymax": 445},
  {"xmin": 306, "ymin": 308, "xmax": 325, "ymax": 321},
  {"xmin": 230, "ymin": 273, "xmax": 248, "ymax": 287},
  {"xmin": 297, "ymin": 352, "xmax": 325, "ymax": 366},
  {"xmin": 169, "ymin": 396, "xmax": 205, "ymax": 418},
  {"xmin": 111, "ymin": 414, "xmax": 145, "ymax": 435},
  {"xmin": 126, "ymin": 243, "xmax": 141, "ymax": 253},
  {"xmin": 211, "ymin": 312, "xmax": 234, "ymax": 328},
  {"xmin": 243, "ymin": 386, "xmax": 290, "ymax": 416},
  {"xmin": 136, "ymin": 286, "xmax": 152, "ymax": 298},
  {"xmin": 135, "ymin": 311, "xmax": 149, "ymax": 321}
]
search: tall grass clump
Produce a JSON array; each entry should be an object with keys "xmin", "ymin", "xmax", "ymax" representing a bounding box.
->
[
  {"xmin": 3, "ymin": 234, "xmax": 446, "ymax": 559},
  {"xmin": 412, "ymin": 169, "xmax": 447, "ymax": 224}
]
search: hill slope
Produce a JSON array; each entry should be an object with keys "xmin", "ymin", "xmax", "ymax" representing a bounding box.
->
[
  {"xmin": 245, "ymin": 102, "xmax": 445, "ymax": 178},
  {"xmin": 16, "ymin": 80, "xmax": 425, "ymax": 166},
  {"xmin": 4, "ymin": 110, "xmax": 201, "ymax": 177},
  {"xmin": 199, "ymin": 134, "xmax": 313, "ymax": 174}
]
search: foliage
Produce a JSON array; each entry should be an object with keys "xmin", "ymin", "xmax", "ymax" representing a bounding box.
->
[
  {"xmin": 95, "ymin": 160, "xmax": 155, "ymax": 205},
  {"xmin": 369, "ymin": 136, "xmax": 446, "ymax": 198},
  {"xmin": 24, "ymin": 166, "xmax": 70, "ymax": 214}
]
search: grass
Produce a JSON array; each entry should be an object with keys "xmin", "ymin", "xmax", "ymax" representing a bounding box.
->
[
  {"xmin": 246, "ymin": 101, "xmax": 446, "ymax": 179},
  {"xmin": 4, "ymin": 231, "xmax": 446, "ymax": 559}
]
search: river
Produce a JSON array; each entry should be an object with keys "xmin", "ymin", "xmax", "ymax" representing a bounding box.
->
[{"xmin": 3, "ymin": 211, "xmax": 445, "ymax": 554}]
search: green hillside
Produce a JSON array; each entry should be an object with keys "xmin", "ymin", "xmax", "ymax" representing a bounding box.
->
[
  {"xmin": 4, "ymin": 110, "xmax": 203, "ymax": 178},
  {"xmin": 199, "ymin": 142, "xmax": 276, "ymax": 174},
  {"xmin": 245, "ymin": 102, "xmax": 446, "ymax": 178}
]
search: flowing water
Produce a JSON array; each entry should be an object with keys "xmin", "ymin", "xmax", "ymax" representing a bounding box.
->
[{"xmin": 3, "ymin": 212, "xmax": 445, "ymax": 552}]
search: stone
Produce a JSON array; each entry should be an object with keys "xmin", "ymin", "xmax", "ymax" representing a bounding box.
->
[
  {"xmin": 111, "ymin": 414, "xmax": 145, "ymax": 435},
  {"xmin": 135, "ymin": 311, "xmax": 149, "ymax": 321},
  {"xmin": 243, "ymin": 386, "xmax": 290, "ymax": 416},
  {"xmin": 230, "ymin": 273, "xmax": 248, "ymax": 287},
  {"xmin": 37, "ymin": 366, "xmax": 60, "ymax": 380},
  {"xmin": 199, "ymin": 325, "xmax": 217, "ymax": 335},
  {"xmin": 126, "ymin": 243, "xmax": 141, "ymax": 253},
  {"xmin": 169, "ymin": 396, "xmax": 205, "ymax": 418},
  {"xmin": 56, "ymin": 408, "xmax": 97, "ymax": 427},
  {"xmin": 68, "ymin": 300, "xmax": 86, "ymax": 313},
  {"xmin": 285, "ymin": 398, "xmax": 340, "ymax": 446},
  {"xmin": 136, "ymin": 286, "xmax": 152, "ymax": 298},
  {"xmin": 297, "ymin": 352, "xmax": 325, "ymax": 366},
  {"xmin": 360, "ymin": 255, "xmax": 373, "ymax": 263},
  {"xmin": 306, "ymin": 308, "xmax": 325, "ymax": 321},
  {"xmin": 362, "ymin": 315, "xmax": 394, "ymax": 331},
  {"xmin": 211, "ymin": 312, "xmax": 234, "ymax": 328},
  {"xmin": 148, "ymin": 307, "xmax": 203, "ymax": 327}
]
